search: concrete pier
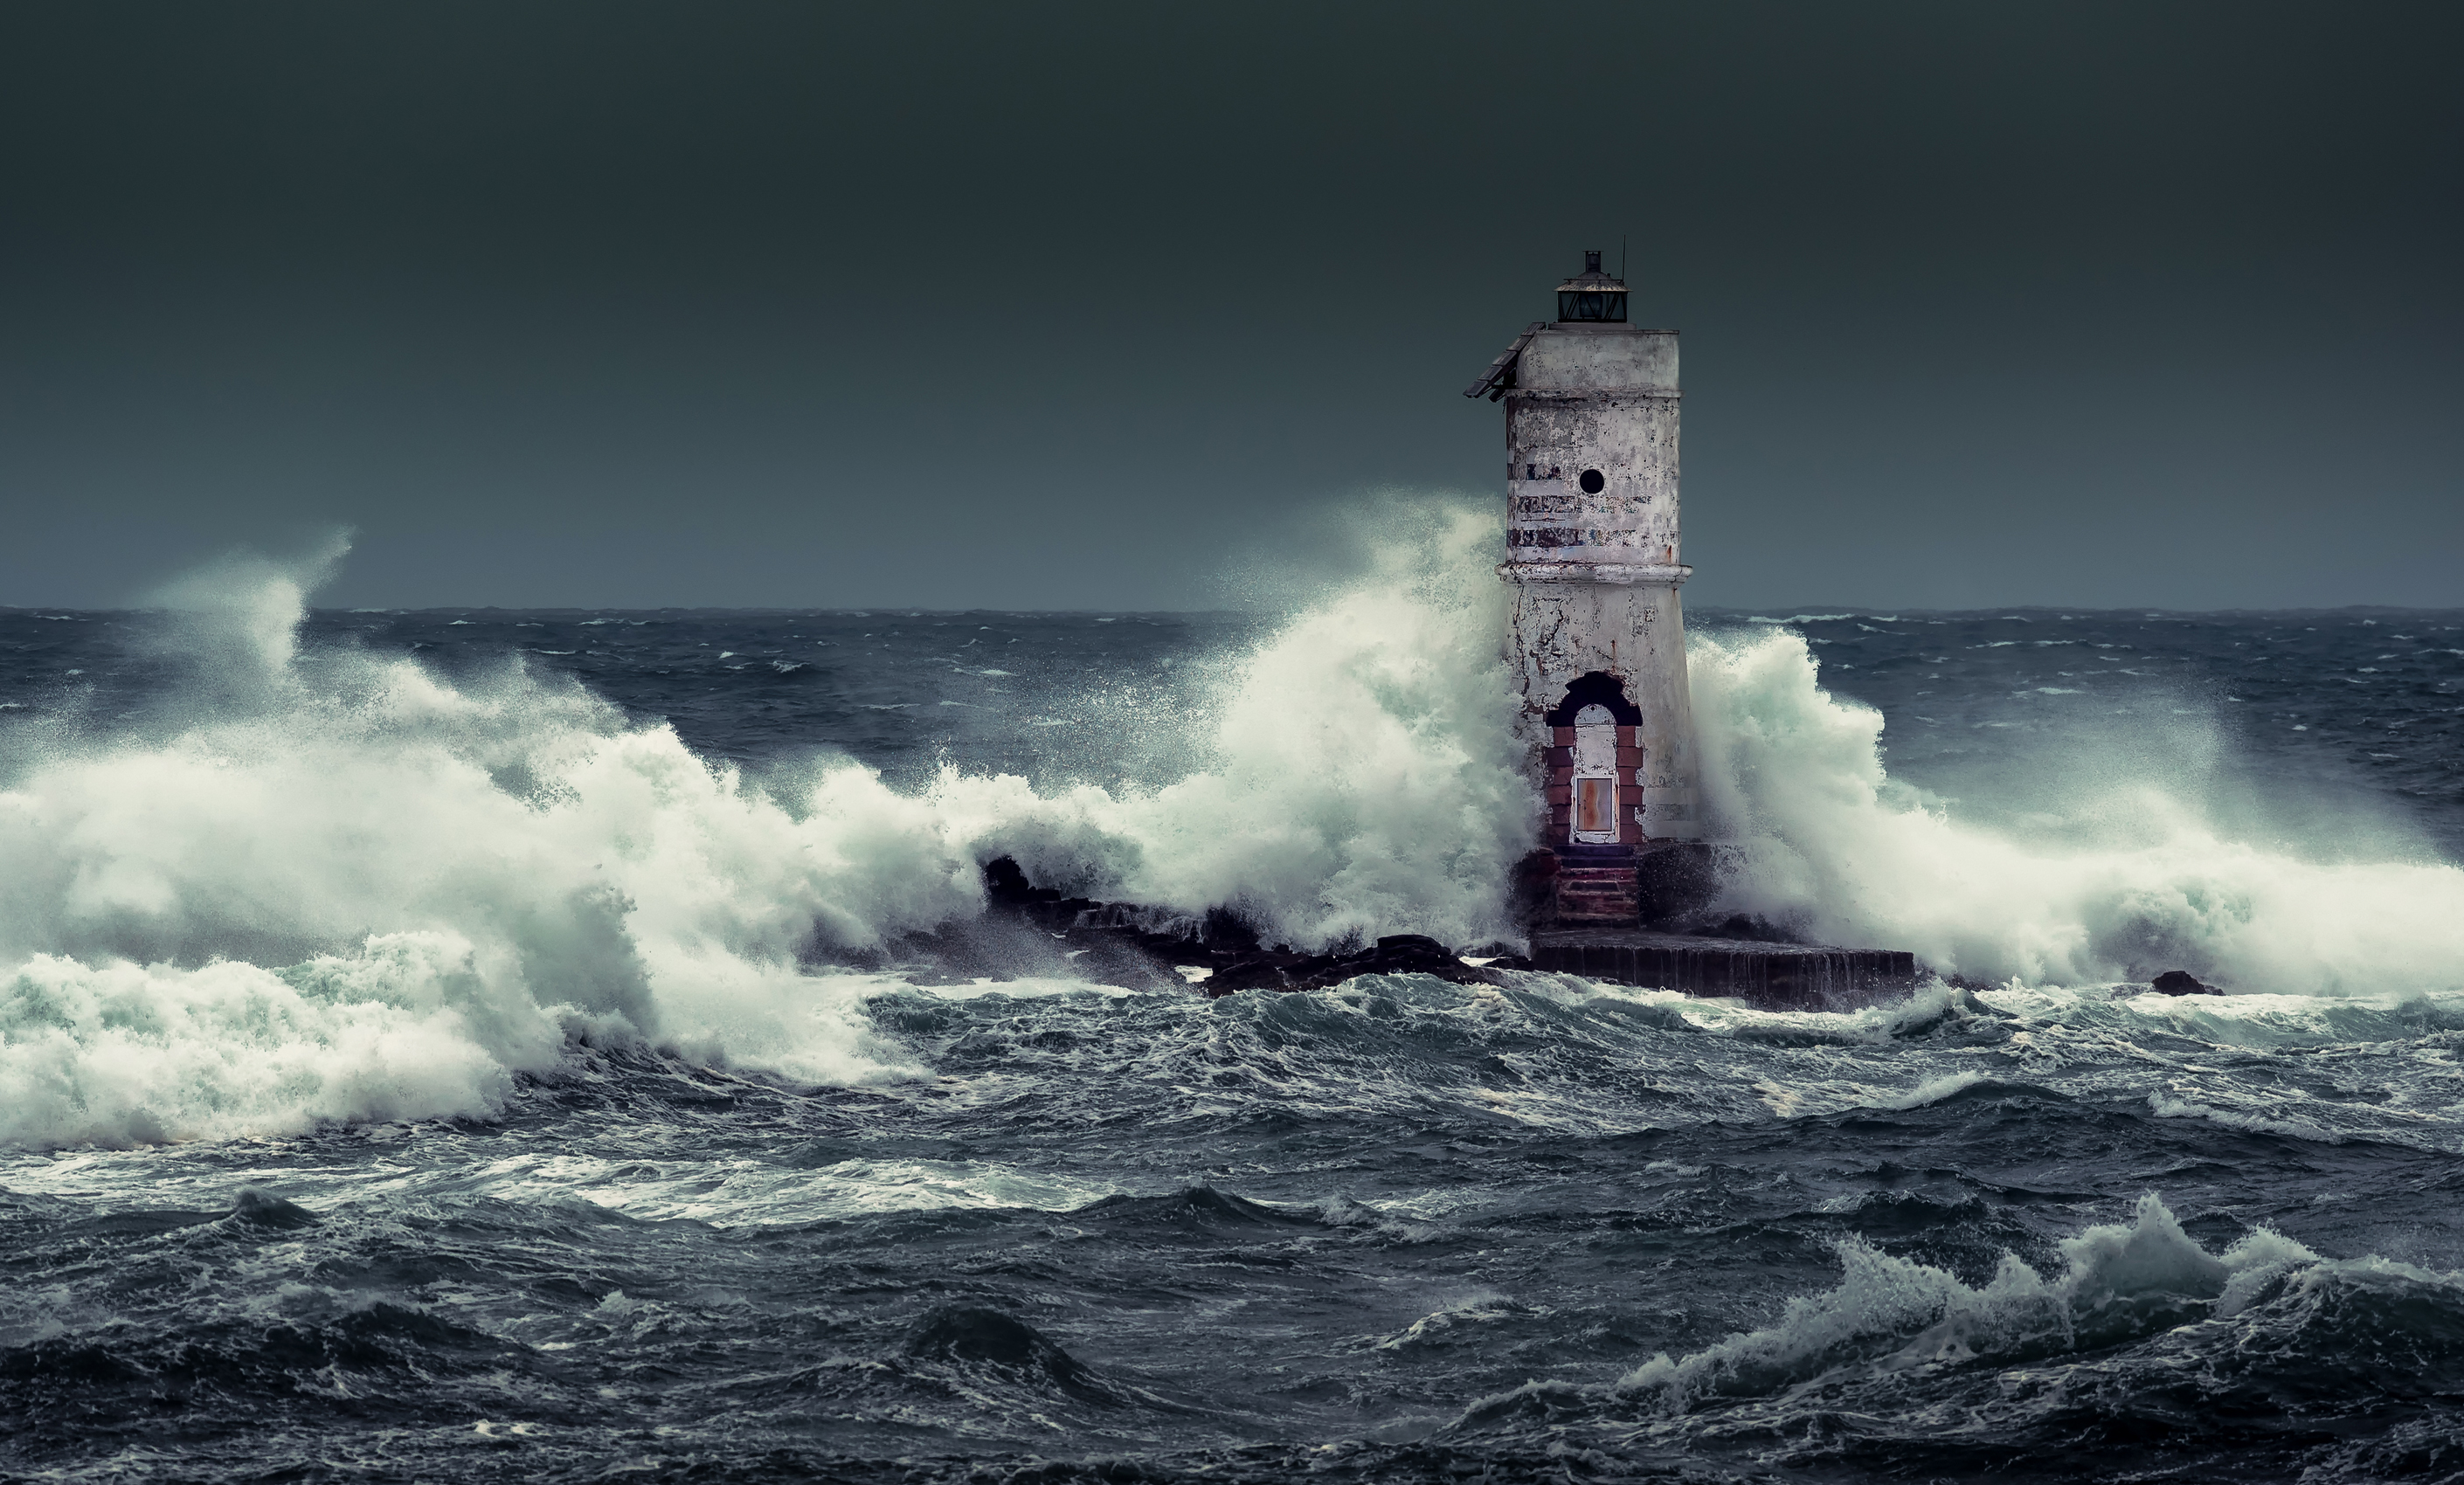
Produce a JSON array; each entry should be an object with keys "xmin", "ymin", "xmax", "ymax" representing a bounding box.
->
[
  {"xmin": 1529, "ymin": 929, "xmax": 1920, "ymax": 1010},
  {"xmin": 957, "ymin": 860, "xmax": 1921, "ymax": 1009}
]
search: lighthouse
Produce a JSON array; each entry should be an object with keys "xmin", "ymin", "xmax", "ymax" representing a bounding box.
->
[{"xmin": 1466, "ymin": 251, "xmax": 1702, "ymax": 923}]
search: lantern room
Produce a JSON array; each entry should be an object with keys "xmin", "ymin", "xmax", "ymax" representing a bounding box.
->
[{"xmin": 1555, "ymin": 250, "xmax": 1628, "ymax": 323}]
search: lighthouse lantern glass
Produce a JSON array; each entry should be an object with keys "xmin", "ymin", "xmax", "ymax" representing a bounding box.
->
[{"xmin": 1556, "ymin": 289, "xmax": 1628, "ymax": 322}]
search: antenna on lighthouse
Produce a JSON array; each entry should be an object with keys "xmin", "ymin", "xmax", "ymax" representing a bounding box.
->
[{"xmin": 1621, "ymin": 235, "xmax": 1628, "ymax": 281}]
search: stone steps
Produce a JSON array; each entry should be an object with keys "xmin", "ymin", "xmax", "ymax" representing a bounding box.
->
[{"xmin": 1552, "ymin": 867, "xmax": 1639, "ymax": 923}]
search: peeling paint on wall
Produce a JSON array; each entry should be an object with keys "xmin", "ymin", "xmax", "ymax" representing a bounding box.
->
[{"xmin": 1490, "ymin": 321, "xmax": 1702, "ymax": 842}]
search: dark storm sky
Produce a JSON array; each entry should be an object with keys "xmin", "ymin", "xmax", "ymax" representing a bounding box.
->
[{"xmin": 3, "ymin": 2, "xmax": 2458, "ymax": 611}]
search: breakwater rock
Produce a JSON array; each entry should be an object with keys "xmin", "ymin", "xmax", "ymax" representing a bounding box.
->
[
  {"xmin": 828, "ymin": 859, "xmax": 1915, "ymax": 1011},
  {"xmin": 822, "ymin": 858, "xmax": 1513, "ymax": 995},
  {"xmin": 2149, "ymin": 969, "xmax": 2223, "ymax": 995}
]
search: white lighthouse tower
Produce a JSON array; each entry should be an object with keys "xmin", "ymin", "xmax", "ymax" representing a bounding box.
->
[{"xmin": 1467, "ymin": 251, "xmax": 1702, "ymax": 922}]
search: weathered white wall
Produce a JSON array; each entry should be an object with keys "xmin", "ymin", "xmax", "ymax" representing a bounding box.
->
[
  {"xmin": 1507, "ymin": 580, "xmax": 1702, "ymax": 838},
  {"xmin": 1505, "ymin": 327, "xmax": 1680, "ymax": 569},
  {"xmin": 1499, "ymin": 322, "xmax": 1701, "ymax": 841},
  {"xmin": 1516, "ymin": 326, "xmax": 1678, "ymax": 393},
  {"xmin": 1505, "ymin": 394, "xmax": 1679, "ymax": 566}
]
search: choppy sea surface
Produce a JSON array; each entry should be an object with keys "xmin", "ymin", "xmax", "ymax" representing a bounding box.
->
[{"xmin": 4, "ymin": 553, "xmax": 2464, "ymax": 1482}]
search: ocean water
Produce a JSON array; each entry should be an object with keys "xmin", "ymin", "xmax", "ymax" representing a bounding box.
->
[{"xmin": 5, "ymin": 527, "xmax": 2464, "ymax": 1482}]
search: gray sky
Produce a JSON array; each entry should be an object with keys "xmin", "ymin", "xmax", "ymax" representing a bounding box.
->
[{"xmin": 3, "ymin": 1, "xmax": 2458, "ymax": 611}]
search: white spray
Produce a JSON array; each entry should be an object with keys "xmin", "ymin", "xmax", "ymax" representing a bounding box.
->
[
  {"xmin": 5, "ymin": 511, "xmax": 2459, "ymax": 1148},
  {"xmin": 0, "ymin": 511, "xmax": 1530, "ymax": 1146},
  {"xmin": 1689, "ymin": 627, "xmax": 2464, "ymax": 994}
]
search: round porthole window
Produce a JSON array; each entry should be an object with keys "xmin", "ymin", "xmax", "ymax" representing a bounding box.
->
[{"xmin": 1579, "ymin": 469, "xmax": 1606, "ymax": 494}]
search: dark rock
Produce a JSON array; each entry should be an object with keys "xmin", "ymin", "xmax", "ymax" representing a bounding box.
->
[
  {"xmin": 838, "ymin": 858, "xmax": 1519, "ymax": 998},
  {"xmin": 1200, "ymin": 905, "xmax": 1261, "ymax": 954},
  {"xmin": 1264, "ymin": 934, "xmax": 1500, "ymax": 994},
  {"xmin": 2150, "ymin": 969, "xmax": 2221, "ymax": 996},
  {"xmin": 1461, "ymin": 941, "xmax": 1535, "ymax": 970},
  {"xmin": 1371, "ymin": 933, "xmax": 1456, "ymax": 964},
  {"xmin": 1205, "ymin": 957, "xmax": 1299, "ymax": 994},
  {"xmin": 982, "ymin": 855, "xmax": 1041, "ymax": 906}
]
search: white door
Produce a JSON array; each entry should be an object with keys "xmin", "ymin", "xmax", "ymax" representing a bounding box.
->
[{"xmin": 1570, "ymin": 702, "xmax": 1619, "ymax": 844}]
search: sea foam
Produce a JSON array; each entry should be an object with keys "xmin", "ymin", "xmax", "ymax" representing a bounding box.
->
[
  {"xmin": 1690, "ymin": 627, "xmax": 2464, "ymax": 995},
  {"xmin": 0, "ymin": 512, "xmax": 1529, "ymax": 1144},
  {"xmin": 6, "ymin": 510, "xmax": 2461, "ymax": 1147},
  {"xmin": 1605, "ymin": 1191, "xmax": 2360, "ymax": 1406},
  {"xmin": 1454, "ymin": 1192, "xmax": 2329, "ymax": 1427}
]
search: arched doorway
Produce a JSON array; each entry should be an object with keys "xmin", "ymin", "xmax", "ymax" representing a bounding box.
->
[{"xmin": 1546, "ymin": 673, "xmax": 1643, "ymax": 847}]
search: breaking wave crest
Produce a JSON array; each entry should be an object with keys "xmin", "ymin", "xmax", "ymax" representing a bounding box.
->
[
  {"xmin": 1456, "ymin": 1191, "xmax": 2464, "ymax": 1447},
  {"xmin": 0, "ymin": 513, "xmax": 1527, "ymax": 1145},
  {"xmin": 1613, "ymin": 1192, "xmax": 2318, "ymax": 1405},
  {"xmin": 6, "ymin": 508, "xmax": 2461, "ymax": 1148},
  {"xmin": 1690, "ymin": 628, "xmax": 2464, "ymax": 995}
]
